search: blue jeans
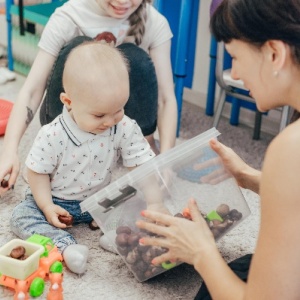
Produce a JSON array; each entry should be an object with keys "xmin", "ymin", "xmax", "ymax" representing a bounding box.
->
[
  {"xmin": 40, "ymin": 37, "xmax": 158, "ymax": 136},
  {"xmin": 10, "ymin": 191, "xmax": 93, "ymax": 252}
]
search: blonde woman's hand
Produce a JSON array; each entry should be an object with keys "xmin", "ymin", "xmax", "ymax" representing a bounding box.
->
[{"xmin": 0, "ymin": 150, "xmax": 20, "ymax": 195}]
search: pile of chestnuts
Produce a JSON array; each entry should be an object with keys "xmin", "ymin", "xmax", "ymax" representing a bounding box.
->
[
  {"xmin": 115, "ymin": 203, "xmax": 243, "ymax": 281},
  {"xmin": 208, "ymin": 203, "xmax": 243, "ymax": 238},
  {"xmin": 176, "ymin": 203, "xmax": 243, "ymax": 239},
  {"xmin": 115, "ymin": 225, "xmax": 168, "ymax": 281}
]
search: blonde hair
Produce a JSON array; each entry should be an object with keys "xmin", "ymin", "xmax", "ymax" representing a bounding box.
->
[{"xmin": 127, "ymin": 0, "xmax": 152, "ymax": 45}]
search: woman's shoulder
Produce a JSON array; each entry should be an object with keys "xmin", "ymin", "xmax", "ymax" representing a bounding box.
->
[
  {"xmin": 270, "ymin": 120, "xmax": 300, "ymax": 151},
  {"xmin": 141, "ymin": 4, "xmax": 173, "ymax": 50},
  {"xmin": 264, "ymin": 120, "xmax": 300, "ymax": 171},
  {"xmin": 146, "ymin": 3, "xmax": 169, "ymax": 24}
]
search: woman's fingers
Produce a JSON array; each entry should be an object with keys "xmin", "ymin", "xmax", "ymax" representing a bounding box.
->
[
  {"xmin": 209, "ymin": 139, "xmax": 225, "ymax": 156},
  {"xmin": 188, "ymin": 198, "xmax": 206, "ymax": 223},
  {"xmin": 136, "ymin": 217, "xmax": 170, "ymax": 237},
  {"xmin": 141, "ymin": 210, "xmax": 173, "ymax": 227},
  {"xmin": 200, "ymin": 169, "xmax": 230, "ymax": 184},
  {"xmin": 151, "ymin": 252, "xmax": 174, "ymax": 266},
  {"xmin": 193, "ymin": 156, "xmax": 220, "ymax": 170},
  {"xmin": 139, "ymin": 233, "xmax": 169, "ymax": 249}
]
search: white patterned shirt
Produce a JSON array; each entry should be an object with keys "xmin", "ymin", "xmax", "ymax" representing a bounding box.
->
[{"xmin": 26, "ymin": 106, "xmax": 155, "ymax": 200}]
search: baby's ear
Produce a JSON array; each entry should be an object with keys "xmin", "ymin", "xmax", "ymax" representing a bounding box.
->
[{"xmin": 60, "ymin": 92, "xmax": 72, "ymax": 108}]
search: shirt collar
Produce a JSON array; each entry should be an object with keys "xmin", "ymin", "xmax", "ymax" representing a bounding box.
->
[{"xmin": 59, "ymin": 106, "xmax": 111, "ymax": 146}]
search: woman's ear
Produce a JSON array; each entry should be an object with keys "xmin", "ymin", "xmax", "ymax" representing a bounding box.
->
[
  {"xmin": 60, "ymin": 92, "xmax": 72, "ymax": 108},
  {"xmin": 265, "ymin": 40, "xmax": 287, "ymax": 72}
]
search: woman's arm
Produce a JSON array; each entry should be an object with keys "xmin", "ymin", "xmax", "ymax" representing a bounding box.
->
[
  {"xmin": 149, "ymin": 40, "xmax": 177, "ymax": 153},
  {"xmin": 137, "ymin": 123, "xmax": 300, "ymax": 299},
  {"xmin": 0, "ymin": 50, "xmax": 56, "ymax": 191},
  {"xmin": 243, "ymin": 125, "xmax": 300, "ymax": 299}
]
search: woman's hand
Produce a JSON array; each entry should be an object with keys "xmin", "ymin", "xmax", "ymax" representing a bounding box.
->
[
  {"xmin": 136, "ymin": 198, "xmax": 217, "ymax": 266},
  {"xmin": 0, "ymin": 150, "xmax": 20, "ymax": 195},
  {"xmin": 208, "ymin": 139, "xmax": 261, "ymax": 193}
]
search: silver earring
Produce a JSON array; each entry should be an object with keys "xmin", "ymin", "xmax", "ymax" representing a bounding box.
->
[{"xmin": 273, "ymin": 70, "xmax": 279, "ymax": 77}]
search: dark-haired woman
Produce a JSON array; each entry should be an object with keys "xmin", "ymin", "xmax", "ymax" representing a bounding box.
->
[{"xmin": 137, "ymin": 0, "xmax": 300, "ymax": 298}]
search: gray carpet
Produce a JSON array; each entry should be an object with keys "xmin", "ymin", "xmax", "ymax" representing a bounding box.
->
[{"xmin": 0, "ymin": 101, "xmax": 273, "ymax": 300}]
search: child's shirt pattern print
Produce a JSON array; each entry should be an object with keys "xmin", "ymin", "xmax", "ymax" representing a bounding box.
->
[{"xmin": 26, "ymin": 106, "xmax": 154, "ymax": 200}]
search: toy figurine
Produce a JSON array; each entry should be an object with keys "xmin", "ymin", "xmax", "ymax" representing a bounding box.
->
[{"xmin": 47, "ymin": 272, "xmax": 64, "ymax": 300}]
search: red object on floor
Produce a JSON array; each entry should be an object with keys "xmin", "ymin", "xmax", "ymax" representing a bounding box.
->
[{"xmin": 0, "ymin": 99, "xmax": 14, "ymax": 136}]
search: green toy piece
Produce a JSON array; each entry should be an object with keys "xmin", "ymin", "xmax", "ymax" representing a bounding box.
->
[
  {"xmin": 50, "ymin": 261, "xmax": 63, "ymax": 273},
  {"xmin": 161, "ymin": 261, "xmax": 177, "ymax": 270},
  {"xmin": 206, "ymin": 210, "xmax": 223, "ymax": 222},
  {"xmin": 29, "ymin": 277, "xmax": 45, "ymax": 297},
  {"xmin": 26, "ymin": 234, "xmax": 55, "ymax": 257}
]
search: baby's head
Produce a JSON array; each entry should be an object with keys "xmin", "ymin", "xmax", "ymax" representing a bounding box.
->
[{"xmin": 61, "ymin": 41, "xmax": 129, "ymax": 134}]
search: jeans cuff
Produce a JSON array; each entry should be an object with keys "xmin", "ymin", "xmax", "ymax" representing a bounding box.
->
[{"xmin": 56, "ymin": 236, "xmax": 77, "ymax": 253}]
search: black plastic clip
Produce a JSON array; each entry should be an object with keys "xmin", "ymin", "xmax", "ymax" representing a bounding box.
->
[{"xmin": 97, "ymin": 185, "xmax": 137, "ymax": 213}]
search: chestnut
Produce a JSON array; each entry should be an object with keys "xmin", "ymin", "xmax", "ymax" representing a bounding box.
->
[
  {"xmin": 142, "ymin": 249, "xmax": 153, "ymax": 264},
  {"xmin": 10, "ymin": 246, "xmax": 26, "ymax": 259},
  {"xmin": 211, "ymin": 228, "xmax": 221, "ymax": 239},
  {"xmin": 137, "ymin": 243, "xmax": 150, "ymax": 253},
  {"xmin": 115, "ymin": 233, "xmax": 129, "ymax": 247},
  {"xmin": 215, "ymin": 219, "xmax": 233, "ymax": 233},
  {"xmin": 126, "ymin": 248, "xmax": 139, "ymax": 264},
  {"xmin": 144, "ymin": 269, "xmax": 153, "ymax": 278},
  {"xmin": 1, "ymin": 179, "xmax": 9, "ymax": 188},
  {"xmin": 117, "ymin": 245, "xmax": 129, "ymax": 256},
  {"xmin": 127, "ymin": 233, "xmax": 139, "ymax": 247},
  {"xmin": 216, "ymin": 203, "xmax": 230, "ymax": 217},
  {"xmin": 116, "ymin": 226, "xmax": 132, "ymax": 235},
  {"xmin": 134, "ymin": 260, "xmax": 149, "ymax": 273},
  {"xmin": 228, "ymin": 209, "xmax": 242, "ymax": 221},
  {"xmin": 58, "ymin": 215, "xmax": 73, "ymax": 226}
]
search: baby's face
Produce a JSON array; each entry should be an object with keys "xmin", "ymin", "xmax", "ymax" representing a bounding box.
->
[{"xmin": 68, "ymin": 85, "xmax": 128, "ymax": 134}]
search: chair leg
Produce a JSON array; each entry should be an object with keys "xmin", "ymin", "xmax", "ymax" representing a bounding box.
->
[
  {"xmin": 212, "ymin": 89, "xmax": 226, "ymax": 128},
  {"xmin": 279, "ymin": 106, "xmax": 290, "ymax": 131},
  {"xmin": 253, "ymin": 111, "xmax": 262, "ymax": 140}
]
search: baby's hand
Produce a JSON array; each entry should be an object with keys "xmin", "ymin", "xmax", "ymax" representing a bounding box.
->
[{"xmin": 43, "ymin": 204, "xmax": 72, "ymax": 228}]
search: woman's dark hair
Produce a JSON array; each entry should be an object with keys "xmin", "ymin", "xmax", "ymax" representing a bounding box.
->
[{"xmin": 210, "ymin": 0, "xmax": 300, "ymax": 64}]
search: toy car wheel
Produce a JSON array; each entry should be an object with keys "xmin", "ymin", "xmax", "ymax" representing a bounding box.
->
[
  {"xmin": 50, "ymin": 261, "xmax": 63, "ymax": 273},
  {"xmin": 29, "ymin": 277, "xmax": 45, "ymax": 297}
]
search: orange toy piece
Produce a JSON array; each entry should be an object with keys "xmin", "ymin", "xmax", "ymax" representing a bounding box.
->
[
  {"xmin": 0, "ymin": 234, "xmax": 64, "ymax": 299},
  {"xmin": 47, "ymin": 273, "xmax": 63, "ymax": 300},
  {"xmin": 182, "ymin": 207, "xmax": 192, "ymax": 220}
]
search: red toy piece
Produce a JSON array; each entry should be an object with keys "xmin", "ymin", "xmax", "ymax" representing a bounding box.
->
[{"xmin": 0, "ymin": 99, "xmax": 14, "ymax": 136}]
